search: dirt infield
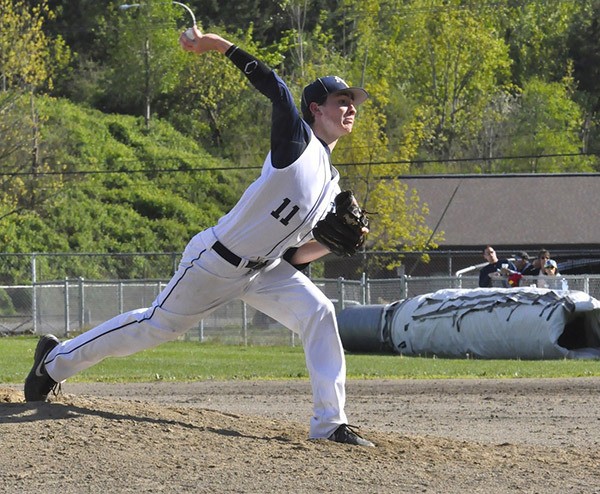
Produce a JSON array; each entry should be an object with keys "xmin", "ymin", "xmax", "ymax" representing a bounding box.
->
[{"xmin": 1, "ymin": 378, "xmax": 599, "ymax": 493}]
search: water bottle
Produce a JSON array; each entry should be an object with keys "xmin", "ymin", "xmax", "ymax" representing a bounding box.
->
[{"xmin": 561, "ymin": 278, "xmax": 568, "ymax": 291}]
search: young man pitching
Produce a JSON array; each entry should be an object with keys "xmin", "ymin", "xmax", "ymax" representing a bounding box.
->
[{"xmin": 25, "ymin": 28, "xmax": 373, "ymax": 447}]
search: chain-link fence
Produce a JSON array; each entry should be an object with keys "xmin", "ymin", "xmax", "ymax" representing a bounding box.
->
[
  {"xmin": 2, "ymin": 251, "xmax": 600, "ymax": 341},
  {"xmin": 3, "ymin": 249, "xmax": 600, "ymax": 284},
  {"xmin": 3, "ymin": 272, "xmax": 600, "ymax": 344}
]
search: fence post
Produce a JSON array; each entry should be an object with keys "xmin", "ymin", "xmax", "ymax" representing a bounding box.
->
[
  {"xmin": 172, "ymin": 252, "xmax": 178, "ymax": 276},
  {"xmin": 118, "ymin": 282, "xmax": 124, "ymax": 313},
  {"xmin": 242, "ymin": 301, "xmax": 248, "ymax": 346},
  {"xmin": 64, "ymin": 278, "xmax": 70, "ymax": 337},
  {"xmin": 78, "ymin": 277, "xmax": 85, "ymax": 331},
  {"xmin": 400, "ymin": 275, "xmax": 408, "ymax": 299},
  {"xmin": 31, "ymin": 254, "xmax": 37, "ymax": 334},
  {"xmin": 361, "ymin": 272, "xmax": 366, "ymax": 305},
  {"xmin": 337, "ymin": 277, "xmax": 345, "ymax": 312}
]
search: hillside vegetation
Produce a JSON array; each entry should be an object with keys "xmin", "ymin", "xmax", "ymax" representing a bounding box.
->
[
  {"xmin": 2, "ymin": 96, "xmax": 248, "ymax": 253},
  {"xmin": 3, "ymin": 0, "xmax": 600, "ymax": 280}
]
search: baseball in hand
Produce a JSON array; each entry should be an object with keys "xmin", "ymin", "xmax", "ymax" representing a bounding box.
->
[{"xmin": 184, "ymin": 28, "xmax": 196, "ymax": 40}]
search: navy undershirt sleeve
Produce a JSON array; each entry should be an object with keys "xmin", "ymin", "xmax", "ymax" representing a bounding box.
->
[{"xmin": 225, "ymin": 45, "xmax": 310, "ymax": 168}]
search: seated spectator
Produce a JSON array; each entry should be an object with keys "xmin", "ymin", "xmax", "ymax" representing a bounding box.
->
[
  {"xmin": 522, "ymin": 249, "xmax": 550, "ymax": 276},
  {"xmin": 512, "ymin": 251, "xmax": 532, "ymax": 274},
  {"xmin": 537, "ymin": 259, "xmax": 567, "ymax": 289},
  {"xmin": 543, "ymin": 259, "xmax": 559, "ymax": 275},
  {"xmin": 505, "ymin": 251, "xmax": 531, "ymax": 287},
  {"xmin": 478, "ymin": 245, "xmax": 516, "ymax": 288}
]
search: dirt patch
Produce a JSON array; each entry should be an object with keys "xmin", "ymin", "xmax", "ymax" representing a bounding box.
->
[{"xmin": 1, "ymin": 378, "xmax": 599, "ymax": 493}]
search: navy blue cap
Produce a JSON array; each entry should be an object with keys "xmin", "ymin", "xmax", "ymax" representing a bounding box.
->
[{"xmin": 301, "ymin": 76, "xmax": 369, "ymax": 115}]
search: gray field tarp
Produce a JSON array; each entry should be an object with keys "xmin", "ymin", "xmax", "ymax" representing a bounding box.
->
[{"xmin": 337, "ymin": 287, "xmax": 600, "ymax": 359}]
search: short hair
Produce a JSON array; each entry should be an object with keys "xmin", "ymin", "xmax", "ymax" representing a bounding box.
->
[
  {"xmin": 513, "ymin": 251, "xmax": 530, "ymax": 261},
  {"xmin": 537, "ymin": 249, "xmax": 550, "ymax": 259}
]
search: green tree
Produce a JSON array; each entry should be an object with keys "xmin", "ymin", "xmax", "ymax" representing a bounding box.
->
[
  {"xmin": 396, "ymin": 1, "xmax": 511, "ymax": 161},
  {"xmin": 498, "ymin": 0, "xmax": 584, "ymax": 85},
  {"xmin": 164, "ymin": 25, "xmax": 278, "ymax": 164},
  {"xmin": 501, "ymin": 75, "xmax": 595, "ymax": 173},
  {"xmin": 0, "ymin": 0, "xmax": 70, "ymax": 91},
  {"xmin": 567, "ymin": 0, "xmax": 600, "ymax": 155},
  {"xmin": 0, "ymin": 0, "xmax": 70, "ymax": 222},
  {"xmin": 104, "ymin": 1, "xmax": 190, "ymax": 129}
]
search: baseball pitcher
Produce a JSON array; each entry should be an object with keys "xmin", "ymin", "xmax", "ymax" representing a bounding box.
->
[{"xmin": 25, "ymin": 26, "xmax": 373, "ymax": 447}]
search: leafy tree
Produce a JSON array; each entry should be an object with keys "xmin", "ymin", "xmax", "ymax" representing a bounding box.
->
[
  {"xmin": 465, "ymin": 90, "xmax": 520, "ymax": 173},
  {"xmin": 41, "ymin": 0, "xmax": 122, "ymax": 106},
  {"xmin": 102, "ymin": 1, "xmax": 190, "ymax": 129},
  {"xmin": 165, "ymin": 25, "xmax": 288, "ymax": 167},
  {"xmin": 500, "ymin": 75, "xmax": 595, "ymax": 172},
  {"xmin": 359, "ymin": 107, "xmax": 443, "ymax": 264},
  {"xmin": 567, "ymin": 0, "xmax": 600, "ymax": 154},
  {"xmin": 0, "ymin": 1, "xmax": 70, "ymax": 223},
  {"xmin": 0, "ymin": 0, "xmax": 70, "ymax": 91},
  {"xmin": 0, "ymin": 92, "xmax": 32, "ymax": 215},
  {"xmin": 498, "ymin": 0, "xmax": 584, "ymax": 85},
  {"xmin": 189, "ymin": 0, "xmax": 340, "ymax": 47},
  {"xmin": 396, "ymin": 1, "xmax": 511, "ymax": 161}
]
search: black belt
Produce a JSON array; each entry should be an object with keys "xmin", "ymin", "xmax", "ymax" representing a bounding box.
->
[{"xmin": 212, "ymin": 241, "xmax": 268, "ymax": 270}]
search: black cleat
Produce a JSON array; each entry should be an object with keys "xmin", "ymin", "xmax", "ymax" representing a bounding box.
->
[
  {"xmin": 24, "ymin": 334, "xmax": 60, "ymax": 402},
  {"xmin": 328, "ymin": 424, "xmax": 375, "ymax": 447}
]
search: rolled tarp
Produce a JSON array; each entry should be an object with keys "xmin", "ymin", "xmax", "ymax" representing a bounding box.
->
[{"xmin": 337, "ymin": 287, "xmax": 600, "ymax": 359}]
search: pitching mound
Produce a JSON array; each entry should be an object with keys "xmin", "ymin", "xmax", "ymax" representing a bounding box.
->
[{"xmin": 1, "ymin": 379, "xmax": 599, "ymax": 493}]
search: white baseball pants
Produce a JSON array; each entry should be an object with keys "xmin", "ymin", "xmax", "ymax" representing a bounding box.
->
[{"xmin": 43, "ymin": 229, "xmax": 348, "ymax": 438}]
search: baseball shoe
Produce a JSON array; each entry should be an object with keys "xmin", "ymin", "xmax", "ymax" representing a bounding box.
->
[
  {"xmin": 328, "ymin": 424, "xmax": 375, "ymax": 447},
  {"xmin": 24, "ymin": 334, "xmax": 60, "ymax": 402}
]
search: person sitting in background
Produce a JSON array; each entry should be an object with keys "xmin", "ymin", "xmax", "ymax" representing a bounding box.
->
[
  {"xmin": 522, "ymin": 249, "xmax": 550, "ymax": 276},
  {"xmin": 506, "ymin": 251, "xmax": 531, "ymax": 287},
  {"xmin": 537, "ymin": 259, "xmax": 566, "ymax": 289},
  {"xmin": 543, "ymin": 259, "xmax": 559, "ymax": 275},
  {"xmin": 478, "ymin": 245, "xmax": 516, "ymax": 288},
  {"xmin": 513, "ymin": 251, "xmax": 532, "ymax": 274}
]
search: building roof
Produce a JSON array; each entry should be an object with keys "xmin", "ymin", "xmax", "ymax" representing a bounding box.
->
[{"xmin": 401, "ymin": 174, "xmax": 600, "ymax": 248}]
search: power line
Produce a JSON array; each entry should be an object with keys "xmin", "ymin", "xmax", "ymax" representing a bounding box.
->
[
  {"xmin": 337, "ymin": 151, "xmax": 596, "ymax": 168},
  {"xmin": 0, "ymin": 150, "xmax": 595, "ymax": 179}
]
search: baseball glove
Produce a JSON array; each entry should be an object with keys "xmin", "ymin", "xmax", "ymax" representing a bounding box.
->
[{"xmin": 313, "ymin": 190, "xmax": 369, "ymax": 257}]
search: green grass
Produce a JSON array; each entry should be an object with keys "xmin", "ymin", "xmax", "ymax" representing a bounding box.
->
[{"xmin": 2, "ymin": 336, "xmax": 600, "ymax": 384}]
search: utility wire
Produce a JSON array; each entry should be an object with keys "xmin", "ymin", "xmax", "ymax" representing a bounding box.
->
[{"xmin": 0, "ymin": 151, "xmax": 595, "ymax": 178}]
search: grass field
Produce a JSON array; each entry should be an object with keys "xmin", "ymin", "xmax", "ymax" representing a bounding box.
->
[{"xmin": 3, "ymin": 335, "xmax": 600, "ymax": 383}]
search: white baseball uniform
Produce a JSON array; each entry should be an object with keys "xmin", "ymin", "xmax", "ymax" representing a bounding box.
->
[{"xmin": 43, "ymin": 45, "xmax": 348, "ymax": 439}]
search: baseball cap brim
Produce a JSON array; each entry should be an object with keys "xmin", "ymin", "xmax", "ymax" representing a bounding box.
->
[{"xmin": 332, "ymin": 87, "xmax": 369, "ymax": 106}]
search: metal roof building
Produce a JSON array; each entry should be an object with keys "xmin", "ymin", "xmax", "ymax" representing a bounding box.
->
[{"xmin": 401, "ymin": 173, "xmax": 600, "ymax": 250}]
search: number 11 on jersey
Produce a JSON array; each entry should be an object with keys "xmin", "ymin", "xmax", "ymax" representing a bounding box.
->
[{"xmin": 271, "ymin": 198, "xmax": 299, "ymax": 226}]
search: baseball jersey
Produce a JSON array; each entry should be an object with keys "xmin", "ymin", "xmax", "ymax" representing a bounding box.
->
[{"xmin": 212, "ymin": 47, "xmax": 341, "ymax": 261}]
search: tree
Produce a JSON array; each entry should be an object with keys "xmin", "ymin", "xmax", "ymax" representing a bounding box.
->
[
  {"xmin": 498, "ymin": 0, "xmax": 584, "ymax": 85},
  {"xmin": 103, "ymin": 1, "xmax": 190, "ymax": 129},
  {"xmin": 359, "ymin": 107, "xmax": 443, "ymax": 263},
  {"xmin": 0, "ymin": 0, "xmax": 70, "ymax": 221},
  {"xmin": 0, "ymin": 0, "xmax": 70, "ymax": 91},
  {"xmin": 501, "ymin": 75, "xmax": 595, "ymax": 173},
  {"xmin": 567, "ymin": 0, "xmax": 600, "ymax": 154}
]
